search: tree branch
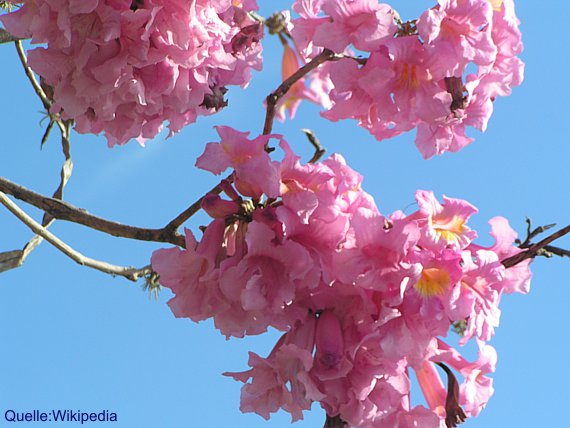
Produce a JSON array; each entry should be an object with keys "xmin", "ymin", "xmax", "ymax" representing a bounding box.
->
[
  {"xmin": 0, "ymin": 28, "xmax": 19, "ymax": 44},
  {"xmin": 301, "ymin": 128, "xmax": 326, "ymax": 164},
  {"xmin": 0, "ymin": 47, "xmax": 74, "ymax": 273},
  {"xmin": 502, "ymin": 224, "xmax": 570, "ymax": 268},
  {"xmin": 0, "ymin": 177, "xmax": 185, "ymax": 247},
  {"xmin": 15, "ymin": 40, "xmax": 52, "ymax": 111},
  {"xmin": 263, "ymin": 48, "xmax": 339, "ymax": 136},
  {"xmin": 162, "ymin": 173, "xmax": 233, "ymax": 233},
  {"xmin": 164, "ymin": 50, "xmax": 342, "ymax": 228},
  {"xmin": 324, "ymin": 415, "xmax": 347, "ymax": 428},
  {"xmin": 0, "ymin": 191, "xmax": 151, "ymax": 281}
]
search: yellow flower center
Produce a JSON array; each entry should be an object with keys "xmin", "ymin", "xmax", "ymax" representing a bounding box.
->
[
  {"xmin": 488, "ymin": 0, "xmax": 503, "ymax": 12},
  {"xmin": 432, "ymin": 215, "xmax": 466, "ymax": 245},
  {"xmin": 396, "ymin": 63, "xmax": 420, "ymax": 90},
  {"xmin": 415, "ymin": 268, "xmax": 451, "ymax": 297}
]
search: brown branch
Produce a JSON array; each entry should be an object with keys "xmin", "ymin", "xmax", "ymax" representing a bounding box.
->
[
  {"xmin": 542, "ymin": 245, "xmax": 570, "ymax": 259},
  {"xmin": 0, "ymin": 177, "xmax": 185, "ymax": 247},
  {"xmin": 435, "ymin": 362, "xmax": 467, "ymax": 428},
  {"xmin": 162, "ymin": 173, "xmax": 233, "ymax": 233},
  {"xmin": 0, "ymin": 28, "xmax": 20, "ymax": 44},
  {"xmin": 324, "ymin": 415, "xmax": 347, "ymax": 428},
  {"xmin": 1, "ymin": 46, "xmax": 74, "ymax": 273},
  {"xmin": 301, "ymin": 129, "xmax": 326, "ymax": 164},
  {"xmin": 263, "ymin": 48, "xmax": 339, "ymax": 136},
  {"xmin": 158, "ymin": 49, "xmax": 343, "ymax": 231},
  {"xmin": 164, "ymin": 50, "xmax": 342, "ymax": 228},
  {"xmin": 3, "ymin": 122, "xmax": 74, "ymax": 272},
  {"xmin": 165, "ymin": 51, "xmax": 342, "ymax": 227},
  {"xmin": 0, "ymin": 191, "xmax": 151, "ymax": 281},
  {"xmin": 15, "ymin": 40, "xmax": 52, "ymax": 111},
  {"xmin": 502, "ymin": 224, "xmax": 570, "ymax": 268}
]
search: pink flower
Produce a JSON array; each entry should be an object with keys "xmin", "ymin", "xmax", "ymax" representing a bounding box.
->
[
  {"xmin": 415, "ymin": 339, "xmax": 496, "ymax": 425},
  {"xmin": 477, "ymin": 0, "xmax": 524, "ymax": 98},
  {"xmin": 275, "ymin": 39, "xmax": 334, "ymax": 121},
  {"xmin": 216, "ymin": 221, "xmax": 319, "ymax": 337},
  {"xmin": 196, "ymin": 126, "xmax": 281, "ymax": 199},
  {"xmin": 455, "ymin": 250, "xmax": 503, "ymax": 343},
  {"xmin": 276, "ymin": 41, "xmax": 307, "ymax": 121},
  {"xmin": 278, "ymin": 140, "xmax": 376, "ymax": 253},
  {"xmin": 411, "ymin": 190, "xmax": 478, "ymax": 252},
  {"xmin": 331, "ymin": 208, "xmax": 420, "ymax": 308},
  {"xmin": 150, "ymin": 221, "xmax": 228, "ymax": 323},
  {"xmin": 312, "ymin": 310, "xmax": 353, "ymax": 381},
  {"xmin": 224, "ymin": 316, "xmax": 322, "ymax": 422},
  {"xmin": 434, "ymin": 339, "xmax": 497, "ymax": 417},
  {"xmin": 312, "ymin": 0, "xmax": 397, "ymax": 53},
  {"xmin": 287, "ymin": 0, "xmax": 524, "ymax": 157},
  {"xmin": 470, "ymin": 216, "xmax": 532, "ymax": 295},
  {"xmin": 151, "ymin": 134, "xmax": 532, "ymax": 426},
  {"xmin": 290, "ymin": 0, "xmax": 329, "ymax": 58},
  {"xmin": 324, "ymin": 37, "xmax": 454, "ymax": 142},
  {"xmin": 1, "ymin": 0, "xmax": 263, "ymax": 146},
  {"xmin": 418, "ymin": 0, "xmax": 497, "ymax": 72}
]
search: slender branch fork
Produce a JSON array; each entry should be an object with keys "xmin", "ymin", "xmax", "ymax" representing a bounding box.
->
[
  {"xmin": 0, "ymin": 177, "xmax": 185, "ymax": 247},
  {"xmin": 156, "ymin": 48, "xmax": 342, "ymax": 228},
  {"xmin": 263, "ymin": 48, "xmax": 339, "ymax": 135},
  {"xmin": 0, "ymin": 28, "xmax": 20, "ymax": 44},
  {"xmin": 0, "ymin": 192, "xmax": 150, "ymax": 281},
  {"xmin": 502, "ymin": 224, "xmax": 570, "ymax": 268},
  {"xmin": 15, "ymin": 40, "xmax": 52, "ymax": 111},
  {"xmin": 1, "ymin": 40, "xmax": 72, "ymax": 273},
  {"xmin": 1, "ymin": 38, "xmax": 164, "ymax": 279}
]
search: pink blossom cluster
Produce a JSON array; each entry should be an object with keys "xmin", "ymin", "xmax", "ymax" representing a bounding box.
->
[
  {"xmin": 286, "ymin": 0, "xmax": 524, "ymax": 158},
  {"xmin": 1, "ymin": 0, "xmax": 263, "ymax": 146},
  {"xmin": 151, "ymin": 126, "xmax": 531, "ymax": 427}
]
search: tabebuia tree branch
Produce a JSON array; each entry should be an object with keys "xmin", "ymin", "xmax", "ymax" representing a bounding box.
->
[
  {"xmin": 0, "ymin": 177, "xmax": 185, "ymax": 248},
  {"xmin": 162, "ymin": 173, "xmax": 234, "ymax": 234},
  {"xmin": 324, "ymin": 415, "xmax": 347, "ymax": 428},
  {"xmin": 0, "ymin": 41, "xmax": 74, "ymax": 273},
  {"xmin": 14, "ymin": 40, "xmax": 51, "ymax": 111},
  {"xmin": 263, "ymin": 48, "xmax": 339, "ymax": 136},
  {"xmin": 0, "ymin": 27, "xmax": 18, "ymax": 44},
  {"xmin": 0, "ymin": 191, "xmax": 151, "ymax": 281},
  {"xmin": 502, "ymin": 224, "xmax": 570, "ymax": 268}
]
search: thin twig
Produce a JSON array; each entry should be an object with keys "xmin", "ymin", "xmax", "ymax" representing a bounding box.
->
[
  {"xmin": 502, "ymin": 224, "xmax": 570, "ymax": 268},
  {"xmin": 40, "ymin": 119, "xmax": 55, "ymax": 149},
  {"xmin": 3, "ymin": 121, "xmax": 73, "ymax": 272},
  {"xmin": 164, "ymin": 51, "xmax": 341, "ymax": 228},
  {"xmin": 301, "ymin": 129, "xmax": 326, "ymax": 164},
  {"xmin": 0, "ymin": 28, "xmax": 20, "ymax": 44},
  {"xmin": 42, "ymin": 119, "xmax": 73, "ymax": 224},
  {"xmin": 14, "ymin": 40, "xmax": 52, "ymax": 111},
  {"xmin": 542, "ymin": 245, "xmax": 570, "ymax": 259},
  {"xmin": 0, "ymin": 177, "xmax": 185, "ymax": 247},
  {"xmin": 163, "ymin": 173, "xmax": 233, "ymax": 233},
  {"xmin": 1, "ymin": 47, "xmax": 74, "ymax": 273},
  {"xmin": 263, "ymin": 48, "xmax": 339, "ymax": 136},
  {"xmin": 161, "ymin": 50, "xmax": 343, "ymax": 227},
  {"xmin": 323, "ymin": 415, "xmax": 347, "ymax": 428},
  {"xmin": 517, "ymin": 217, "xmax": 557, "ymax": 248},
  {"xmin": 0, "ymin": 191, "xmax": 151, "ymax": 281}
]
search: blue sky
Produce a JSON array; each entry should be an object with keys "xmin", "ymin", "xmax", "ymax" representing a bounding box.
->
[{"xmin": 1, "ymin": 1, "xmax": 569, "ymax": 427}]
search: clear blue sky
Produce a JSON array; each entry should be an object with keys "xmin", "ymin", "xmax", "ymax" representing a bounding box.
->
[{"xmin": 1, "ymin": 1, "xmax": 569, "ymax": 427}]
